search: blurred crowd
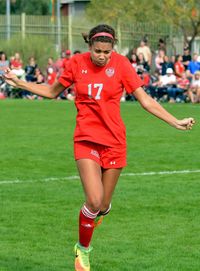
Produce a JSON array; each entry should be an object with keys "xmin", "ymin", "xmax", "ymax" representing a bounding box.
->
[
  {"xmin": 126, "ymin": 39, "xmax": 200, "ymax": 104},
  {"xmin": 0, "ymin": 49, "xmax": 81, "ymax": 100},
  {"xmin": 0, "ymin": 39, "xmax": 200, "ymax": 103}
]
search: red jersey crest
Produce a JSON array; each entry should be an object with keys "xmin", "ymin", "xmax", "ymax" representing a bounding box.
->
[{"xmin": 105, "ymin": 68, "xmax": 115, "ymax": 77}]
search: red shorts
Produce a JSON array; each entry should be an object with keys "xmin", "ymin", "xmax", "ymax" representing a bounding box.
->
[{"xmin": 74, "ymin": 141, "xmax": 127, "ymax": 169}]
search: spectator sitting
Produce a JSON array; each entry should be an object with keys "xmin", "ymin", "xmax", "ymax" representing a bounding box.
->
[
  {"xmin": 136, "ymin": 52, "xmax": 150, "ymax": 75},
  {"xmin": 174, "ymin": 54, "xmax": 185, "ymax": 78},
  {"xmin": 170, "ymin": 55, "xmax": 176, "ymax": 67},
  {"xmin": 185, "ymin": 69, "xmax": 193, "ymax": 82},
  {"xmin": 32, "ymin": 68, "xmax": 45, "ymax": 85},
  {"xmin": 0, "ymin": 52, "xmax": 9, "ymax": 78},
  {"xmin": 141, "ymin": 70, "xmax": 150, "ymax": 89},
  {"xmin": 25, "ymin": 57, "xmax": 38, "ymax": 82},
  {"xmin": 176, "ymin": 72, "xmax": 190, "ymax": 102},
  {"xmin": 10, "ymin": 52, "xmax": 25, "ymax": 78},
  {"xmin": 159, "ymin": 68, "xmax": 178, "ymax": 103},
  {"xmin": 182, "ymin": 46, "xmax": 191, "ymax": 70},
  {"xmin": 146, "ymin": 69, "xmax": 161, "ymax": 100},
  {"xmin": 162, "ymin": 68, "xmax": 190, "ymax": 103},
  {"xmin": 46, "ymin": 67, "xmax": 57, "ymax": 85},
  {"xmin": 0, "ymin": 52, "xmax": 11, "ymax": 97},
  {"xmin": 130, "ymin": 53, "xmax": 137, "ymax": 69},
  {"xmin": 188, "ymin": 53, "xmax": 200, "ymax": 75},
  {"xmin": 21, "ymin": 57, "xmax": 38, "ymax": 99},
  {"xmin": 161, "ymin": 55, "xmax": 174, "ymax": 75},
  {"xmin": 155, "ymin": 49, "xmax": 165, "ymax": 74},
  {"xmin": 188, "ymin": 71, "xmax": 200, "ymax": 103},
  {"xmin": 46, "ymin": 57, "xmax": 57, "ymax": 74},
  {"xmin": 24, "ymin": 68, "xmax": 44, "ymax": 100}
]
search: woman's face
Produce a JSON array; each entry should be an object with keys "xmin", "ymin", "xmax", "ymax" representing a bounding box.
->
[
  {"xmin": 131, "ymin": 54, "xmax": 137, "ymax": 61},
  {"xmin": 178, "ymin": 55, "xmax": 183, "ymax": 62},
  {"xmin": 164, "ymin": 55, "xmax": 169, "ymax": 62},
  {"xmin": 159, "ymin": 50, "xmax": 165, "ymax": 57},
  {"xmin": 35, "ymin": 68, "xmax": 40, "ymax": 75},
  {"xmin": 15, "ymin": 53, "xmax": 20, "ymax": 59},
  {"xmin": 48, "ymin": 58, "xmax": 53, "ymax": 65},
  {"xmin": 29, "ymin": 57, "xmax": 35, "ymax": 64},
  {"xmin": 171, "ymin": 56, "xmax": 175, "ymax": 62},
  {"xmin": 138, "ymin": 53, "xmax": 144, "ymax": 61},
  {"xmin": 181, "ymin": 72, "xmax": 186, "ymax": 79},
  {"xmin": 1, "ymin": 53, "xmax": 6, "ymax": 61},
  {"xmin": 90, "ymin": 41, "xmax": 113, "ymax": 67}
]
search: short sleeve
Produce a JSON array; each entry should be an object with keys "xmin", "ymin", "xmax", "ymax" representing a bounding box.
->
[
  {"xmin": 121, "ymin": 57, "xmax": 144, "ymax": 94},
  {"xmin": 58, "ymin": 57, "xmax": 75, "ymax": 88}
]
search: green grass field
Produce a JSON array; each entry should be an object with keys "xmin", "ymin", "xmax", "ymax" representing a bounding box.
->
[{"xmin": 0, "ymin": 100, "xmax": 200, "ymax": 271}]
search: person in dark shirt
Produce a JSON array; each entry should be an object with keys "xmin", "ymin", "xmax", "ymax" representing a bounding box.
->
[
  {"xmin": 161, "ymin": 55, "xmax": 174, "ymax": 75},
  {"xmin": 182, "ymin": 46, "xmax": 192, "ymax": 70},
  {"xmin": 25, "ymin": 57, "xmax": 38, "ymax": 82}
]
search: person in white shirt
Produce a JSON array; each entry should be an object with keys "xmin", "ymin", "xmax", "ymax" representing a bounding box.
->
[
  {"xmin": 160, "ymin": 68, "xmax": 177, "ymax": 86},
  {"xmin": 158, "ymin": 68, "xmax": 184, "ymax": 103},
  {"xmin": 188, "ymin": 71, "xmax": 200, "ymax": 103}
]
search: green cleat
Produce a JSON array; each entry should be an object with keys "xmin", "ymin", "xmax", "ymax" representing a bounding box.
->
[
  {"xmin": 74, "ymin": 243, "xmax": 92, "ymax": 271},
  {"xmin": 94, "ymin": 215, "xmax": 104, "ymax": 228}
]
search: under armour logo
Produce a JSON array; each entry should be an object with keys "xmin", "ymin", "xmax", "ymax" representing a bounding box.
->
[
  {"xmin": 82, "ymin": 69, "xmax": 87, "ymax": 74},
  {"xmin": 82, "ymin": 223, "xmax": 93, "ymax": 228},
  {"xmin": 110, "ymin": 161, "xmax": 116, "ymax": 165}
]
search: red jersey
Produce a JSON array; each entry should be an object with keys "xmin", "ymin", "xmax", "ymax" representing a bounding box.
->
[
  {"xmin": 10, "ymin": 59, "xmax": 22, "ymax": 69},
  {"xmin": 142, "ymin": 73, "xmax": 150, "ymax": 87},
  {"xmin": 174, "ymin": 61, "xmax": 185, "ymax": 77},
  {"xmin": 177, "ymin": 78, "xmax": 190, "ymax": 89},
  {"xmin": 47, "ymin": 72, "xmax": 57, "ymax": 85},
  {"xmin": 59, "ymin": 52, "xmax": 143, "ymax": 147}
]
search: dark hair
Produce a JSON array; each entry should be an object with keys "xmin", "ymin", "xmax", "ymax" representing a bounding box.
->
[
  {"xmin": 175, "ymin": 54, "xmax": 181, "ymax": 62},
  {"xmin": 0, "ymin": 51, "xmax": 7, "ymax": 60},
  {"xmin": 82, "ymin": 24, "xmax": 116, "ymax": 46},
  {"xmin": 73, "ymin": 50, "xmax": 81, "ymax": 54}
]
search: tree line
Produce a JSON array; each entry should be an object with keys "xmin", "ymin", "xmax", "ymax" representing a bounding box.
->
[{"xmin": 0, "ymin": 0, "xmax": 199, "ymax": 49}]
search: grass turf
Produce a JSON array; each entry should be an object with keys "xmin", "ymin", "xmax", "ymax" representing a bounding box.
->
[{"xmin": 0, "ymin": 100, "xmax": 200, "ymax": 270}]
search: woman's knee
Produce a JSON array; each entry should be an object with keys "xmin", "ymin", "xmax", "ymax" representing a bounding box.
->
[{"xmin": 86, "ymin": 194, "xmax": 103, "ymax": 212}]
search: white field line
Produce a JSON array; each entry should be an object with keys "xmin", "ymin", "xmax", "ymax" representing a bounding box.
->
[
  {"xmin": 122, "ymin": 169, "xmax": 200, "ymax": 176},
  {"xmin": 0, "ymin": 169, "xmax": 200, "ymax": 185}
]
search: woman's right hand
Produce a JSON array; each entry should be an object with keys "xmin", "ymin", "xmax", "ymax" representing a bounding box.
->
[
  {"xmin": 3, "ymin": 68, "xmax": 20, "ymax": 87},
  {"xmin": 175, "ymin": 118, "xmax": 195, "ymax": 130}
]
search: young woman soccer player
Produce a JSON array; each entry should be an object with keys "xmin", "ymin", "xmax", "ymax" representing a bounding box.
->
[{"xmin": 4, "ymin": 24, "xmax": 195, "ymax": 271}]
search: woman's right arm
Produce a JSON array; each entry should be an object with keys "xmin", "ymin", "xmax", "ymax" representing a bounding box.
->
[{"xmin": 3, "ymin": 69, "xmax": 66, "ymax": 99}]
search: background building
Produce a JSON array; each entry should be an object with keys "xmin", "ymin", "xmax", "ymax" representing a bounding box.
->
[{"xmin": 61, "ymin": 0, "xmax": 90, "ymax": 16}]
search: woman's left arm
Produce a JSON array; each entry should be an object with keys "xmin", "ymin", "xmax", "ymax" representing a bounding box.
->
[{"xmin": 133, "ymin": 87, "xmax": 195, "ymax": 130}]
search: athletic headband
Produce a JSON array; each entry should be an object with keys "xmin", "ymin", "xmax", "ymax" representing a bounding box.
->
[{"xmin": 91, "ymin": 32, "xmax": 114, "ymax": 40}]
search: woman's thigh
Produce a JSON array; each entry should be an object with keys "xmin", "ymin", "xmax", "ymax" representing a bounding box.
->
[{"xmin": 76, "ymin": 158, "xmax": 103, "ymax": 211}]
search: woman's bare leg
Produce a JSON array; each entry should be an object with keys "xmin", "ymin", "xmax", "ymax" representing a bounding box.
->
[
  {"xmin": 101, "ymin": 168, "xmax": 122, "ymax": 212},
  {"xmin": 76, "ymin": 158, "xmax": 103, "ymax": 212}
]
